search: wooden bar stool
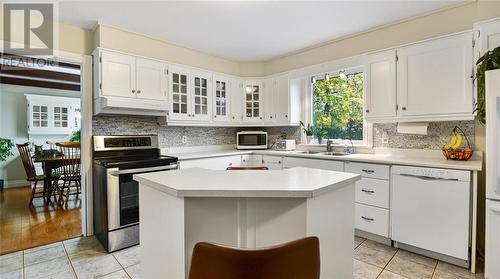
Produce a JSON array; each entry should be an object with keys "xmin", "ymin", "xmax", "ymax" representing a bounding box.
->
[{"xmin": 189, "ymin": 237, "xmax": 320, "ymax": 279}]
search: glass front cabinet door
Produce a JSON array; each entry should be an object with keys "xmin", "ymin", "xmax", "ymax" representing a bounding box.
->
[
  {"xmin": 191, "ymin": 70, "xmax": 212, "ymax": 121},
  {"xmin": 26, "ymin": 94, "xmax": 79, "ymax": 135},
  {"xmin": 169, "ymin": 66, "xmax": 191, "ymax": 121},
  {"xmin": 213, "ymin": 74, "xmax": 230, "ymax": 122},
  {"xmin": 243, "ymin": 81, "xmax": 263, "ymax": 122}
]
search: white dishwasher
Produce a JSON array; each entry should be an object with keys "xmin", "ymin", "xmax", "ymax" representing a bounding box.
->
[{"xmin": 391, "ymin": 166, "xmax": 471, "ymax": 264}]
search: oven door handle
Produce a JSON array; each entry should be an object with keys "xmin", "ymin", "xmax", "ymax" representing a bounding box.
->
[{"xmin": 109, "ymin": 164, "xmax": 179, "ymax": 176}]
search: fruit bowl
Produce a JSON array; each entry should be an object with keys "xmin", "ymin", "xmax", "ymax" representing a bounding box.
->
[{"xmin": 442, "ymin": 126, "xmax": 473, "ymax": 161}]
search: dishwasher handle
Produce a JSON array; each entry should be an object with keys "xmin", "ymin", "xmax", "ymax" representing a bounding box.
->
[{"xmin": 397, "ymin": 173, "xmax": 459, "ymax": 182}]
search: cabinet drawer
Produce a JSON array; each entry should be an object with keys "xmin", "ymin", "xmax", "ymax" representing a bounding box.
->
[
  {"xmin": 355, "ymin": 203, "xmax": 389, "ymax": 237},
  {"xmin": 345, "ymin": 162, "xmax": 390, "ymax": 180},
  {"xmin": 355, "ymin": 178, "xmax": 390, "ymax": 209}
]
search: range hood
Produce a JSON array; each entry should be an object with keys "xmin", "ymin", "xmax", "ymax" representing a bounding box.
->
[{"xmin": 93, "ymin": 96, "xmax": 169, "ymax": 116}]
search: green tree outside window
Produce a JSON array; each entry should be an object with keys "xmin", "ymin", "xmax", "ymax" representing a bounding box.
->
[{"xmin": 313, "ymin": 73, "xmax": 364, "ymax": 140}]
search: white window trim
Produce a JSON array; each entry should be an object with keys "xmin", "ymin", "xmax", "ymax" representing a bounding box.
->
[{"xmin": 304, "ymin": 66, "xmax": 373, "ymax": 148}]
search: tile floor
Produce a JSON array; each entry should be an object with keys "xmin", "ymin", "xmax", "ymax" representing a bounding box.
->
[
  {"xmin": 0, "ymin": 186, "xmax": 82, "ymax": 255},
  {"xmin": 0, "ymin": 235, "xmax": 484, "ymax": 279},
  {"xmin": 353, "ymin": 236, "xmax": 484, "ymax": 279}
]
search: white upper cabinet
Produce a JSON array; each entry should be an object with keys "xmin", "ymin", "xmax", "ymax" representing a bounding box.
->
[
  {"xmin": 169, "ymin": 65, "xmax": 191, "ymax": 121},
  {"xmin": 264, "ymin": 78, "xmax": 275, "ymax": 123},
  {"xmin": 100, "ymin": 51, "xmax": 136, "ymax": 99},
  {"xmin": 396, "ymin": 32, "xmax": 474, "ymax": 121},
  {"xmin": 274, "ymin": 74, "xmax": 291, "ymax": 123},
  {"xmin": 264, "ymin": 74, "xmax": 297, "ymax": 125},
  {"xmin": 242, "ymin": 80, "xmax": 264, "ymax": 122},
  {"xmin": 475, "ymin": 18, "xmax": 500, "ymax": 56},
  {"xmin": 168, "ymin": 67, "xmax": 212, "ymax": 122},
  {"xmin": 365, "ymin": 50, "xmax": 397, "ymax": 122},
  {"xmin": 230, "ymin": 78, "xmax": 244, "ymax": 123},
  {"xmin": 135, "ymin": 58, "xmax": 168, "ymax": 101},
  {"xmin": 212, "ymin": 75, "xmax": 231, "ymax": 122},
  {"xmin": 26, "ymin": 94, "xmax": 80, "ymax": 135},
  {"xmin": 99, "ymin": 50, "xmax": 168, "ymax": 101},
  {"xmin": 191, "ymin": 70, "xmax": 212, "ymax": 121}
]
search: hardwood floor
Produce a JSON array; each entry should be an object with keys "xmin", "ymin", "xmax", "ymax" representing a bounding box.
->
[{"xmin": 0, "ymin": 186, "xmax": 82, "ymax": 255}]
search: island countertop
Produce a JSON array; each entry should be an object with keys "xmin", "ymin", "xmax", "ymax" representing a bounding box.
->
[{"xmin": 134, "ymin": 167, "xmax": 361, "ymax": 198}]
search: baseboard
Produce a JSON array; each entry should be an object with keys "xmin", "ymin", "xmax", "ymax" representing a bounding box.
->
[{"xmin": 3, "ymin": 180, "xmax": 29, "ymax": 188}]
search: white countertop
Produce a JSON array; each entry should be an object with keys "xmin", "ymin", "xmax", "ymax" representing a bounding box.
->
[
  {"xmin": 134, "ymin": 167, "xmax": 361, "ymax": 198},
  {"xmin": 165, "ymin": 149, "xmax": 483, "ymax": 171}
]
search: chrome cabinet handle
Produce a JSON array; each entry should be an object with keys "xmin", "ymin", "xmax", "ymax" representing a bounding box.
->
[
  {"xmin": 361, "ymin": 189, "xmax": 375, "ymax": 194},
  {"xmin": 137, "ymin": 90, "xmax": 141, "ymax": 94},
  {"xmin": 362, "ymin": 169, "xmax": 375, "ymax": 174},
  {"xmin": 402, "ymin": 107, "xmax": 407, "ymax": 111},
  {"xmin": 366, "ymin": 109, "xmax": 369, "ymax": 113},
  {"xmin": 361, "ymin": 216, "xmax": 374, "ymax": 222},
  {"xmin": 132, "ymin": 89, "xmax": 136, "ymax": 93}
]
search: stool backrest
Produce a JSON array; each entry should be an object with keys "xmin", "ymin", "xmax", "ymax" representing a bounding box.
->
[{"xmin": 189, "ymin": 237, "xmax": 320, "ymax": 279}]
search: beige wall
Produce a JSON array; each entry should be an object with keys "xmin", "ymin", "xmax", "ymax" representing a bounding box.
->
[
  {"xmin": 263, "ymin": 1, "xmax": 500, "ymax": 75},
  {"xmin": 95, "ymin": 24, "xmax": 261, "ymax": 77},
  {"xmin": 0, "ymin": 11, "xmax": 93, "ymax": 55}
]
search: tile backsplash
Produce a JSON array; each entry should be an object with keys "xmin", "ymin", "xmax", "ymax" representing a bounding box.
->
[
  {"xmin": 92, "ymin": 115, "xmax": 301, "ymax": 148},
  {"xmin": 373, "ymin": 121, "xmax": 476, "ymax": 149},
  {"xmin": 93, "ymin": 116, "xmax": 475, "ymax": 150}
]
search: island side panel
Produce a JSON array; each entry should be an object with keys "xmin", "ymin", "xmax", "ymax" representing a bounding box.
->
[
  {"xmin": 251, "ymin": 198, "xmax": 307, "ymax": 248},
  {"xmin": 139, "ymin": 184, "xmax": 185, "ymax": 279},
  {"xmin": 184, "ymin": 197, "xmax": 241, "ymax": 274},
  {"xmin": 307, "ymin": 183, "xmax": 355, "ymax": 279}
]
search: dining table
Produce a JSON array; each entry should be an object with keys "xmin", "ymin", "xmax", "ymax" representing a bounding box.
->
[{"xmin": 33, "ymin": 155, "xmax": 81, "ymax": 203}]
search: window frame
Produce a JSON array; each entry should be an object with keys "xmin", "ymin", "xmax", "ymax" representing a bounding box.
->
[{"xmin": 307, "ymin": 66, "xmax": 373, "ymax": 147}]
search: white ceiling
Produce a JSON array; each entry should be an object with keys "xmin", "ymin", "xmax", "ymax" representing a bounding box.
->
[{"xmin": 58, "ymin": 1, "xmax": 461, "ymax": 62}]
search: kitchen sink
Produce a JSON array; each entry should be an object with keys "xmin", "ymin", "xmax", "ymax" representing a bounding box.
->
[{"xmin": 318, "ymin": 151, "xmax": 351, "ymax": 156}]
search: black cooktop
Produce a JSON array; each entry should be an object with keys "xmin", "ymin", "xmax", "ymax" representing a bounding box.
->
[{"xmin": 94, "ymin": 155, "xmax": 178, "ymax": 169}]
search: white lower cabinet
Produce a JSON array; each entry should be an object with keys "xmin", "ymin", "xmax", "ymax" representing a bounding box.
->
[
  {"xmin": 355, "ymin": 178, "xmax": 390, "ymax": 209},
  {"xmin": 345, "ymin": 162, "xmax": 391, "ymax": 237},
  {"xmin": 283, "ymin": 157, "xmax": 344, "ymax": 172},
  {"xmin": 355, "ymin": 203, "xmax": 390, "ymax": 238},
  {"xmin": 262, "ymin": 156, "xmax": 283, "ymax": 170},
  {"xmin": 179, "ymin": 155, "xmax": 241, "ymax": 170},
  {"xmin": 241, "ymin": 154, "xmax": 264, "ymax": 166}
]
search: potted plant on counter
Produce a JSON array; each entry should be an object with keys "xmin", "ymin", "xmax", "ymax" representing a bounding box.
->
[
  {"xmin": 315, "ymin": 129, "xmax": 328, "ymax": 144},
  {"xmin": 300, "ymin": 121, "xmax": 315, "ymax": 144},
  {"xmin": 0, "ymin": 138, "xmax": 14, "ymax": 192}
]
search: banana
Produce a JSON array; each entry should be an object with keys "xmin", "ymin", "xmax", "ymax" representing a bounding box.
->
[
  {"xmin": 451, "ymin": 132, "xmax": 463, "ymax": 150},
  {"xmin": 444, "ymin": 132, "xmax": 457, "ymax": 150}
]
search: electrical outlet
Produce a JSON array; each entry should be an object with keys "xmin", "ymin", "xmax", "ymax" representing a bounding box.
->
[
  {"xmin": 182, "ymin": 136, "xmax": 187, "ymax": 144},
  {"xmin": 381, "ymin": 130, "xmax": 389, "ymax": 144}
]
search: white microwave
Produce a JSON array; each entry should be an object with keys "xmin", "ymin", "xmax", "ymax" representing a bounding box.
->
[{"xmin": 237, "ymin": 131, "xmax": 268, "ymax": 150}]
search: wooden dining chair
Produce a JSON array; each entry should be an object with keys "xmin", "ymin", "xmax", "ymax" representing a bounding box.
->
[
  {"xmin": 16, "ymin": 143, "xmax": 57, "ymax": 204},
  {"xmin": 55, "ymin": 142, "xmax": 81, "ymax": 208},
  {"xmin": 188, "ymin": 237, "xmax": 320, "ymax": 279},
  {"xmin": 226, "ymin": 166, "xmax": 269, "ymax": 170}
]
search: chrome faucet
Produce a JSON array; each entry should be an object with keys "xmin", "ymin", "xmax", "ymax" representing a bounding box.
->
[{"xmin": 326, "ymin": 139, "xmax": 333, "ymax": 152}]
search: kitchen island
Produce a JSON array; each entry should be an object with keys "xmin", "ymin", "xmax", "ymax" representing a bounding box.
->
[{"xmin": 134, "ymin": 167, "xmax": 361, "ymax": 279}]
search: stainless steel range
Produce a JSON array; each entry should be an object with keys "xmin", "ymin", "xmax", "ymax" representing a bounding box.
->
[{"xmin": 93, "ymin": 135, "xmax": 178, "ymax": 252}]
